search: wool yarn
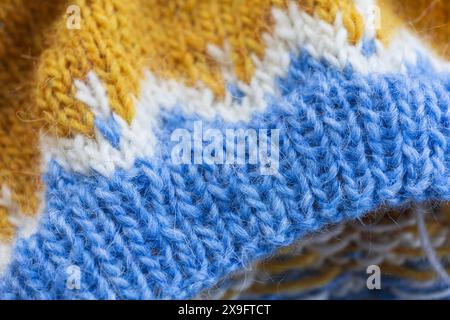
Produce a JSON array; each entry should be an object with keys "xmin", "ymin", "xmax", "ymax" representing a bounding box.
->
[
  {"xmin": 0, "ymin": 0, "xmax": 449, "ymax": 299},
  {"xmin": 200, "ymin": 204, "xmax": 450, "ymax": 299}
]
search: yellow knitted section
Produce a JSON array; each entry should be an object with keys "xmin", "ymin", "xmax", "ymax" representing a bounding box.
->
[
  {"xmin": 142, "ymin": 0, "xmax": 286, "ymax": 98},
  {"xmin": 0, "ymin": 207, "xmax": 14, "ymax": 242},
  {"xmin": 0, "ymin": 0, "xmax": 64, "ymax": 226},
  {"xmin": 36, "ymin": 0, "xmax": 145, "ymax": 136},
  {"xmin": 34, "ymin": 0, "xmax": 364, "ymax": 137},
  {"xmin": 377, "ymin": 0, "xmax": 450, "ymax": 59}
]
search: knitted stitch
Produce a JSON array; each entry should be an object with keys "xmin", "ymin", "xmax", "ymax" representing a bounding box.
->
[
  {"xmin": 1, "ymin": 48, "xmax": 450, "ymax": 299},
  {"xmin": 202, "ymin": 204, "xmax": 450, "ymax": 299},
  {"xmin": 0, "ymin": 0, "xmax": 449, "ymax": 300}
]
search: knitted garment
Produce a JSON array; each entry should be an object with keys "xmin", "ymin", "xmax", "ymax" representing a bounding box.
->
[
  {"xmin": 0, "ymin": 0, "xmax": 449, "ymax": 299},
  {"xmin": 202, "ymin": 205, "xmax": 450, "ymax": 300}
]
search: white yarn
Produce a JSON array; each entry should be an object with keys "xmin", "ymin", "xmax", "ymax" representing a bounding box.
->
[
  {"xmin": 74, "ymin": 72, "xmax": 111, "ymax": 119},
  {"xmin": 302, "ymin": 290, "xmax": 331, "ymax": 300},
  {"xmin": 0, "ymin": 243, "xmax": 12, "ymax": 274}
]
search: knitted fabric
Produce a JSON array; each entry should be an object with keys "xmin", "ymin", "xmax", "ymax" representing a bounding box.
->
[
  {"xmin": 201, "ymin": 204, "xmax": 450, "ymax": 299},
  {"xmin": 0, "ymin": 0, "xmax": 449, "ymax": 299}
]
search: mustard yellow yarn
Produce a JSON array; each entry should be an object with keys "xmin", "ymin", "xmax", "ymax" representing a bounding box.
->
[
  {"xmin": 34, "ymin": 0, "xmax": 364, "ymax": 137},
  {"xmin": 0, "ymin": 1, "xmax": 63, "ymax": 229},
  {"xmin": 0, "ymin": 207, "xmax": 14, "ymax": 242},
  {"xmin": 377, "ymin": 0, "xmax": 450, "ymax": 59}
]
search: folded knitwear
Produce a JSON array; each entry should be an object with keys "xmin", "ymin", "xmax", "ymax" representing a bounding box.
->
[{"xmin": 0, "ymin": 0, "xmax": 449, "ymax": 299}]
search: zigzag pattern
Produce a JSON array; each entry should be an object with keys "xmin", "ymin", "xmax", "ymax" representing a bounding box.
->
[{"xmin": 1, "ymin": 50, "xmax": 449, "ymax": 299}]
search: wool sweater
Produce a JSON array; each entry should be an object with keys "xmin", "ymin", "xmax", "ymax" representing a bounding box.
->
[{"xmin": 0, "ymin": 0, "xmax": 449, "ymax": 299}]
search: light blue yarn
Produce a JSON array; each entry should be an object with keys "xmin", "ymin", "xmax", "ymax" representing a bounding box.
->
[
  {"xmin": 361, "ymin": 38, "xmax": 376, "ymax": 57},
  {"xmin": 0, "ymin": 50, "xmax": 449, "ymax": 299},
  {"xmin": 94, "ymin": 115, "xmax": 121, "ymax": 149},
  {"xmin": 227, "ymin": 83, "xmax": 246, "ymax": 104}
]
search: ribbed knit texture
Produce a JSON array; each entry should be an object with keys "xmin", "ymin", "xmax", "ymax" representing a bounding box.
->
[
  {"xmin": 1, "ymin": 51, "xmax": 449, "ymax": 299},
  {"xmin": 1, "ymin": 0, "xmax": 450, "ymax": 300}
]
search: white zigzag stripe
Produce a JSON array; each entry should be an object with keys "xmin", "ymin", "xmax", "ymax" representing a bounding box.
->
[{"xmin": 41, "ymin": 1, "xmax": 450, "ymax": 176}]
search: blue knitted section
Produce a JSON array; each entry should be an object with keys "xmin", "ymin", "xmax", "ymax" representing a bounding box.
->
[
  {"xmin": 0, "ymin": 51, "xmax": 449, "ymax": 299},
  {"xmin": 361, "ymin": 38, "xmax": 377, "ymax": 57},
  {"xmin": 226, "ymin": 83, "xmax": 246, "ymax": 104}
]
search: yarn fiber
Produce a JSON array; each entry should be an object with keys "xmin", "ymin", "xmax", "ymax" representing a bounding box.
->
[{"xmin": 0, "ymin": 0, "xmax": 449, "ymax": 300}]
